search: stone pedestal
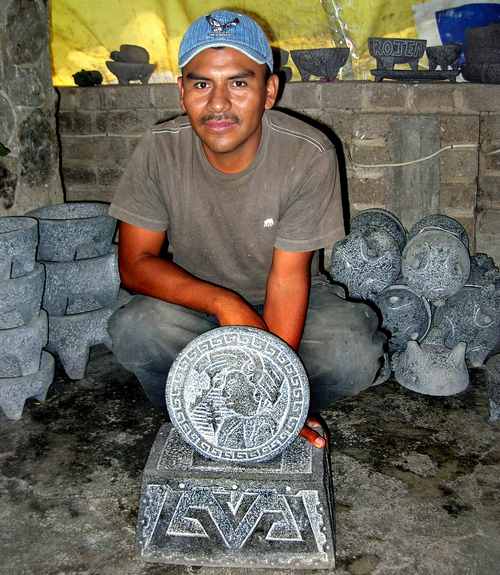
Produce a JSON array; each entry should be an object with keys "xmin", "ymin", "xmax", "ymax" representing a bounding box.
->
[{"xmin": 137, "ymin": 423, "xmax": 335, "ymax": 569}]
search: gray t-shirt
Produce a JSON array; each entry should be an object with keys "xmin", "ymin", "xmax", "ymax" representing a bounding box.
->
[{"xmin": 109, "ymin": 109, "xmax": 344, "ymax": 304}]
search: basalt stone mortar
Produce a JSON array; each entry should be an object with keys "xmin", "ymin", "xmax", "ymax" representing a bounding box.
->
[
  {"xmin": 468, "ymin": 253, "xmax": 499, "ymax": 288},
  {"xmin": 0, "ymin": 263, "xmax": 45, "ymax": 329},
  {"xmin": 368, "ymin": 37, "xmax": 426, "ymax": 71},
  {"xmin": 0, "ymin": 216, "xmax": 38, "ymax": 279},
  {"xmin": 373, "ymin": 284, "xmax": 432, "ymax": 353},
  {"xmin": 350, "ymin": 208, "xmax": 406, "ymax": 251},
  {"xmin": 0, "ymin": 351, "xmax": 54, "ymax": 421},
  {"xmin": 392, "ymin": 340, "xmax": 469, "ymax": 396},
  {"xmin": 402, "ymin": 229, "xmax": 470, "ymax": 306},
  {"xmin": 331, "ymin": 228, "xmax": 401, "ymax": 300},
  {"xmin": 46, "ymin": 290, "xmax": 131, "ymax": 380},
  {"xmin": 432, "ymin": 285, "xmax": 499, "ymax": 367},
  {"xmin": 26, "ymin": 202, "xmax": 116, "ymax": 262},
  {"xmin": 42, "ymin": 249, "xmax": 120, "ymax": 316},
  {"xmin": 0, "ymin": 310, "xmax": 47, "ymax": 378},
  {"xmin": 426, "ymin": 44, "xmax": 461, "ymax": 71},
  {"xmin": 408, "ymin": 213, "xmax": 469, "ymax": 249},
  {"xmin": 290, "ymin": 48, "xmax": 349, "ymax": 81}
]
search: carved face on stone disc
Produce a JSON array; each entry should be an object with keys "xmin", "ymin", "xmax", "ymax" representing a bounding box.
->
[
  {"xmin": 402, "ymin": 229, "xmax": 470, "ymax": 305},
  {"xmin": 330, "ymin": 228, "xmax": 401, "ymax": 300},
  {"xmin": 166, "ymin": 326, "xmax": 309, "ymax": 463}
]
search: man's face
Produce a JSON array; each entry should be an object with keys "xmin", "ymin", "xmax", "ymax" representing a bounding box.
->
[
  {"xmin": 178, "ymin": 47, "xmax": 278, "ymax": 173},
  {"xmin": 222, "ymin": 372, "xmax": 260, "ymax": 416}
]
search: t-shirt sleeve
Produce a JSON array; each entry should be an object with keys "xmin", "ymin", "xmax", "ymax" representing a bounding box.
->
[
  {"xmin": 274, "ymin": 147, "xmax": 345, "ymax": 252},
  {"xmin": 108, "ymin": 131, "xmax": 169, "ymax": 231}
]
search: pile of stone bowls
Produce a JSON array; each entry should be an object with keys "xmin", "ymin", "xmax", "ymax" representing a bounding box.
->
[
  {"xmin": 290, "ymin": 47, "xmax": 349, "ymax": 81},
  {"xmin": 26, "ymin": 202, "xmax": 122, "ymax": 380},
  {"xmin": 0, "ymin": 216, "xmax": 55, "ymax": 420},
  {"xmin": 331, "ymin": 209, "xmax": 500, "ymax": 398}
]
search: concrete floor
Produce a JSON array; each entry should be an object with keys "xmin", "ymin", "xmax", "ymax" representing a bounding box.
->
[{"xmin": 1, "ymin": 345, "xmax": 499, "ymax": 575}]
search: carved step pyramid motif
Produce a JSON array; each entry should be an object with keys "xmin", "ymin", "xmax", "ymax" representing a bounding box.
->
[{"xmin": 137, "ymin": 424, "xmax": 335, "ymax": 569}]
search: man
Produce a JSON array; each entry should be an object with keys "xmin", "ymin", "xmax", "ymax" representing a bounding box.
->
[{"xmin": 108, "ymin": 10, "xmax": 386, "ymax": 447}]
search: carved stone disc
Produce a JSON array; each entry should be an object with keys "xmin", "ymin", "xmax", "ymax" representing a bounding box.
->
[{"xmin": 166, "ymin": 326, "xmax": 310, "ymax": 463}]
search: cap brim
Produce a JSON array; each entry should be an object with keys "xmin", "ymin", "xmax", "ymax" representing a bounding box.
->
[{"xmin": 179, "ymin": 41, "xmax": 269, "ymax": 70}]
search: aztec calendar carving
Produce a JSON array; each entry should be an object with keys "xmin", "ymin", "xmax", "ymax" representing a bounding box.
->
[{"xmin": 166, "ymin": 326, "xmax": 310, "ymax": 463}]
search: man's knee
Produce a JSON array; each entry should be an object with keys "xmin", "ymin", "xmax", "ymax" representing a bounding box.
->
[{"xmin": 301, "ymin": 280, "xmax": 387, "ymax": 408}]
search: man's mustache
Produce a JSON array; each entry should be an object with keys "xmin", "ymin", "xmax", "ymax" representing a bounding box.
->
[{"xmin": 201, "ymin": 114, "xmax": 240, "ymax": 124}]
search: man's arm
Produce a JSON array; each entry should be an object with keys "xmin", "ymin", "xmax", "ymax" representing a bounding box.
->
[
  {"xmin": 263, "ymin": 247, "xmax": 313, "ymax": 350},
  {"xmin": 117, "ymin": 221, "xmax": 266, "ymax": 329},
  {"xmin": 263, "ymin": 247, "xmax": 325, "ymax": 448}
]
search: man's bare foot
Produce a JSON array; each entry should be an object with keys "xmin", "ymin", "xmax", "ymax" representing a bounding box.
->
[{"xmin": 299, "ymin": 416, "xmax": 325, "ymax": 448}]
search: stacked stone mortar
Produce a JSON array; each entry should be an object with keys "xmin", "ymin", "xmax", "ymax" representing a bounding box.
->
[
  {"xmin": 0, "ymin": 216, "xmax": 55, "ymax": 420},
  {"xmin": 26, "ymin": 202, "xmax": 121, "ymax": 380},
  {"xmin": 331, "ymin": 210, "xmax": 500, "ymax": 397}
]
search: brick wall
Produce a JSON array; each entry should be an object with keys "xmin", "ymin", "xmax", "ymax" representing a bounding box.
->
[{"xmin": 57, "ymin": 82, "xmax": 500, "ymax": 260}]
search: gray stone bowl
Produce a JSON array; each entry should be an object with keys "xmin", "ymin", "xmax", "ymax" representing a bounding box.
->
[
  {"xmin": 433, "ymin": 285, "xmax": 499, "ymax": 367},
  {"xmin": 426, "ymin": 44, "xmax": 461, "ymax": 71},
  {"xmin": 392, "ymin": 340, "xmax": 469, "ymax": 396},
  {"xmin": 46, "ymin": 289, "xmax": 131, "ymax": 380},
  {"xmin": 402, "ymin": 228, "xmax": 470, "ymax": 306},
  {"xmin": 0, "ymin": 216, "xmax": 38, "ymax": 279},
  {"xmin": 408, "ymin": 213, "xmax": 469, "ymax": 248},
  {"xmin": 369, "ymin": 37, "xmax": 426, "ymax": 71},
  {"xmin": 106, "ymin": 61, "xmax": 156, "ymax": 85},
  {"xmin": 350, "ymin": 208, "xmax": 406, "ymax": 251},
  {"xmin": 0, "ymin": 310, "xmax": 47, "ymax": 378},
  {"xmin": 26, "ymin": 202, "xmax": 116, "ymax": 262},
  {"xmin": 0, "ymin": 263, "xmax": 45, "ymax": 329},
  {"xmin": 290, "ymin": 48, "xmax": 349, "ymax": 81},
  {"xmin": 42, "ymin": 248, "xmax": 120, "ymax": 316},
  {"xmin": 0, "ymin": 351, "xmax": 54, "ymax": 421},
  {"xmin": 373, "ymin": 283, "xmax": 432, "ymax": 353},
  {"xmin": 331, "ymin": 228, "xmax": 401, "ymax": 300}
]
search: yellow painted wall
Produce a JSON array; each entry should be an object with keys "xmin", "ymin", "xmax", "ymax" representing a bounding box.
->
[{"xmin": 51, "ymin": 0, "xmax": 426, "ymax": 85}]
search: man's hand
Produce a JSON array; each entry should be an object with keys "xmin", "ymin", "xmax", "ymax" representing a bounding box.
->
[
  {"xmin": 214, "ymin": 292, "xmax": 267, "ymax": 330},
  {"xmin": 299, "ymin": 416, "xmax": 326, "ymax": 448}
]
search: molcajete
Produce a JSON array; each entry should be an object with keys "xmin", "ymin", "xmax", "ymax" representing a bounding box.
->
[
  {"xmin": 350, "ymin": 208, "xmax": 406, "ymax": 251},
  {"xmin": 392, "ymin": 340, "xmax": 469, "ymax": 396},
  {"xmin": 408, "ymin": 213, "xmax": 469, "ymax": 248},
  {"xmin": 290, "ymin": 48, "xmax": 349, "ymax": 81},
  {"xmin": 369, "ymin": 37, "xmax": 426, "ymax": 71},
  {"xmin": 0, "ymin": 351, "xmax": 54, "ymax": 421},
  {"xmin": 26, "ymin": 202, "xmax": 116, "ymax": 262},
  {"xmin": 42, "ymin": 248, "xmax": 120, "ymax": 316},
  {"xmin": 426, "ymin": 44, "xmax": 461, "ymax": 71},
  {"xmin": 0, "ymin": 263, "xmax": 45, "ymax": 329},
  {"xmin": 0, "ymin": 216, "xmax": 38, "ymax": 279},
  {"xmin": 432, "ymin": 285, "xmax": 499, "ymax": 367},
  {"xmin": 331, "ymin": 228, "xmax": 401, "ymax": 300},
  {"xmin": 402, "ymin": 228, "xmax": 470, "ymax": 305},
  {"xmin": 373, "ymin": 284, "xmax": 432, "ymax": 353},
  {"xmin": 0, "ymin": 310, "xmax": 47, "ymax": 378}
]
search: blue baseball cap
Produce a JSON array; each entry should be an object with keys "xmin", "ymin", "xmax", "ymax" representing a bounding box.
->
[{"xmin": 178, "ymin": 10, "xmax": 274, "ymax": 72}]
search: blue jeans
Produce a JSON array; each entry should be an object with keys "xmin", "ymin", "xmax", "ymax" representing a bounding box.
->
[{"xmin": 108, "ymin": 276, "xmax": 387, "ymax": 412}]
